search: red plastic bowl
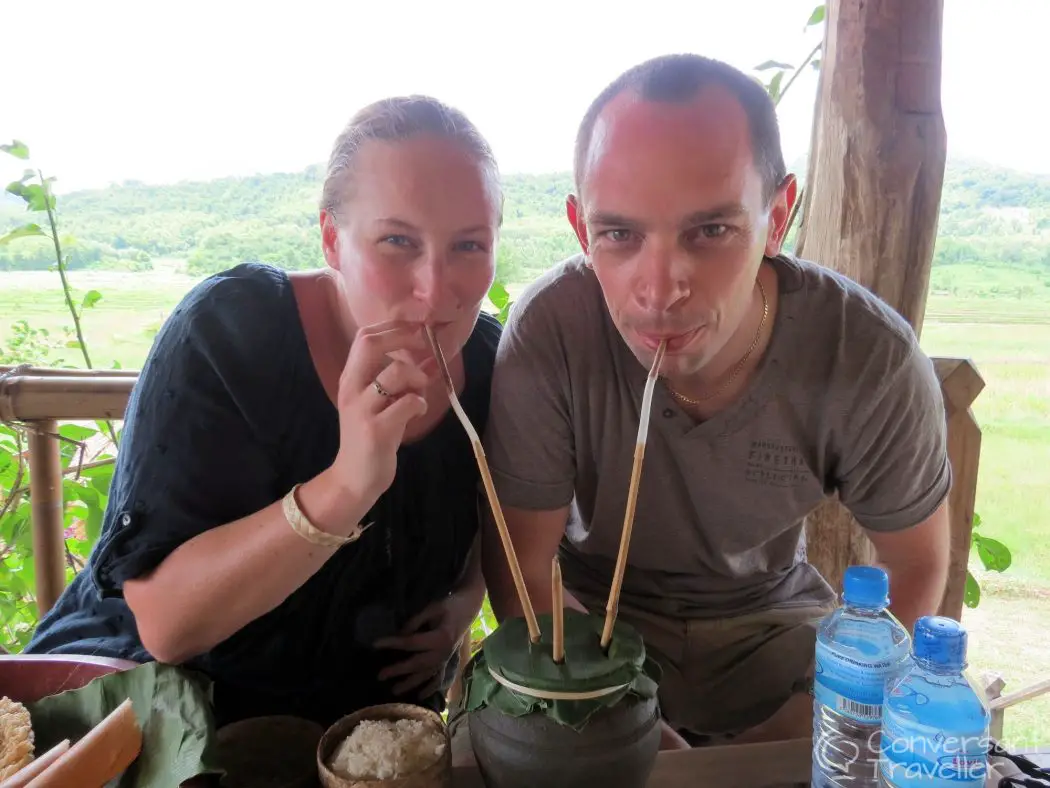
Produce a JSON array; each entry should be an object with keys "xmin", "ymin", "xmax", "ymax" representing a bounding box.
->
[{"xmin": 0, "ymin": 653, "xmax": 139, "ymax": 701}]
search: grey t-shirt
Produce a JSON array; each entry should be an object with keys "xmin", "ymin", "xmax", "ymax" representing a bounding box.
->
[{"xmin": 484, "ymin": 253, "xmax": 951, "ymax": 619}]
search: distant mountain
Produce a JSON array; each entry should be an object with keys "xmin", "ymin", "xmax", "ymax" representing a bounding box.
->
[{"xmin": 2, "ymin": 159, "xmax": 1049, "ymax": 297}]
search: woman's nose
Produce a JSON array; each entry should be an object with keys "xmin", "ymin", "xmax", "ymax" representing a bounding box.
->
[{"xmin": 412, "ymin": 254, "xmax": 447, "ymax": 310}]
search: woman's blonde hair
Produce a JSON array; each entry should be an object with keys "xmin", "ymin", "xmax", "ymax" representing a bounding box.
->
[{"xmin": 321, "ymin": 95, "xmax": 501, "ymax": 218}]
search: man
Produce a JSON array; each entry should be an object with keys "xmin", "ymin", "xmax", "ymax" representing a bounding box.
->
[{"xmin": 479, "ymin": 53, "xmax": 951, "ymax": 747}]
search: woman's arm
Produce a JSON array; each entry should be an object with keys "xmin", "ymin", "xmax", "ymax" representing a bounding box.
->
[
  {"xmin": 123, "ymin": 468, "xmax": 367, "ymax": 664},
  {"xmin": 102, "ymin": 272, "xmax": 434, "ymax": 664}
]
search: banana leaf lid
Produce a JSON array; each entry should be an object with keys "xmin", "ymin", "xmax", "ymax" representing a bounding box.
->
[{"xmin": 463, "ymin": 609, "xmax": 660, "ymax": 731}]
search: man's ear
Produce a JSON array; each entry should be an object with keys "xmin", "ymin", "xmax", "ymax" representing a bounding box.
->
[
  {"xmin": 566, "ymin": 194, "xmax": 590, "ymax": 257},
  {"xmin": 320, "ymin": 210, "xmax": 341, "ymax": 271},
  {"xmin": 764, "ymin": 174, "xmax": 798, "ymax": 256}
]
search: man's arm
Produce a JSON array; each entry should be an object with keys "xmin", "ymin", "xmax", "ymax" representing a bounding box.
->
[
  {"xmin": 481, "ymin": 504, "xmax": 587, "ymax": 622},
  {"xmin": 865, "ymin": 498, "xmax": 951, "ymax": 634}
]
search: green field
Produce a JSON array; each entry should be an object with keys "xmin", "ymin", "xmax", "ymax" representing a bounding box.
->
[{"xmin": 2, "ymin": 269, "xmax": 1048, "ymax": 746}]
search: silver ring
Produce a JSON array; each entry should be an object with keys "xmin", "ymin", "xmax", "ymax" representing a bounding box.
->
[{"xmin": 373, "ymin": 379, "xmax": 394, "ymax": 398}]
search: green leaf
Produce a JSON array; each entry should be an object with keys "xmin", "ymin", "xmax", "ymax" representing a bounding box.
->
[
  {"xmin": 972, "ymin": 512, "xmax": 982, "ymax": 529},
  {"xmin": 488, "ymin": 280, "xmax": 510, "ymax": 310},
  {"xmin": 811, "ymin": 58, "xmax": 822, "ymax": 71},
  {"xmin": 964, "ymin": 570, "xmax": 981, "ymax": 608},
  {"xmin": 5, "ymin": 181, "xmax": 55, "ymax": 212},
  {"xmin": 768, "ymin": 71, "xmax": 786, "ymax": 102},
  {"xmin": 807, "ymin": 4, "xmax": 826, "ymax": 26},
  {"xmin": 1, "ymin": 141, "xmax": 30, "ymax": 160},
  {"xmin": 755, "ymin": 60, "xmax": 794, "ymax": 72},
  {"xmin": 85, "ymin": 464, "xmax": 115, "ymax": 495},
  {"xmin": 65, "ymin": 340, "xmax": 81, "ymax": 349},
  {"xmin": 81, "ymin": 290, "xmax": 103, "ymax": 309},
  {"xmin": 0, "ymin": 223, "xmax": 46, "ymax": 245},
  {"xmin": 974, "ymin": 534, "xmax": 1012, "ymax": 572},
  {"xmin": 59, "ymin": 424, "xmax": 99, "ymax": 443}
]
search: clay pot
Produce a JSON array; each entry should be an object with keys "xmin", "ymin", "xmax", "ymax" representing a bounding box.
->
[
  {"xmin": 317, "ymin": 703, "xmax": 452, "ymax": 788},
  {"xmin": 468, "ymin": 694, "xmax": 661, "ymax": 788}
]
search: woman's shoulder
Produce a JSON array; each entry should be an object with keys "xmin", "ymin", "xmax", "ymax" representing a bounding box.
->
[
  {"xmin": 466, "ymin": 310, "xmax": 503, "ymax": 367},
  {"xmin": 176, "ymin": 262, "xmax": 293, "ymax": 328},
  {"xmin": 150, "ymin": 263, "xmax": 300, "ymax": 365}
]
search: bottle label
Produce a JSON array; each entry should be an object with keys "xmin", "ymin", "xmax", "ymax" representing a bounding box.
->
[
  {"xmin": 813, "ymin": 622, "xmax": 901, "ymax": 724},
  {"xmin": 878, "ymin": 707, "xmax": 987, "ymax": 787}
]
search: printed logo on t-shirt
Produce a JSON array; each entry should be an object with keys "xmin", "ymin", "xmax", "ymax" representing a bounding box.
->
[{"xmin": 745, "ymin": 439, "xmax": 810, "ymax": 488}]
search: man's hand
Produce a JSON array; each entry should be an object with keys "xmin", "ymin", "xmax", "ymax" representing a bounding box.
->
[
  {"xmin": 866, "ymin": 499, "xmax": 951, "ymax": 634},
  {"xmin": 375, "ymin": 591, "xmax": 481, "ymax": 697},
  {"xmin": 660, "ymin": 721, "xmax": 691, "ymax": 750}
]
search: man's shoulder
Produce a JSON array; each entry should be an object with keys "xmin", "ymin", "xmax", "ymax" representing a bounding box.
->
[
  {"xmin": 503, "ymin": 253, "xmax": 606, "ymax": 339},
  {"xmin": 777, "ymin": 253, "xmax": 919, "ymax": 362}
]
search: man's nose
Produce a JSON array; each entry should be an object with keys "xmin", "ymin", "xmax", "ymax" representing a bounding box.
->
[{"xmin": 633, "ymin": 240, "xmax": 687, "ymax": 313}]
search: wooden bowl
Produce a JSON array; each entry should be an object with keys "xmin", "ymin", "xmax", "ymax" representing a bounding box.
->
[
  {"xmin": 216, "ymin": 715, "xmax": 324, "ymax": 788},
  {"xmin": 317, "ymin": 703, "xmax": 452, "ymax": 788}
]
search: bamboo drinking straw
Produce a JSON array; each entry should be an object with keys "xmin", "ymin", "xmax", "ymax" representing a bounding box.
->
[
  {"xmin": 424, "ymin": 325, "xmax": 541, "ymax": 643},
  {"xmin": 552, "ymin": 556, "xmax": 565, "ymax": 664},
  {"xmin": 600, "ymin": 340, "xmax": 667, "ymax": 649}
]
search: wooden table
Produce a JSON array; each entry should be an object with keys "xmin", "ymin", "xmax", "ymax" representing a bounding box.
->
[{"xmin": 452, "ymin": 739, "xmax": 813, "ymax": 788}]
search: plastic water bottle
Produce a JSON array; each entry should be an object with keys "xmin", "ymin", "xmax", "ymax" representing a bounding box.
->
[
  {"xmin": 812, "ymin": 565, "xmax": 911, "ymax": 788},
  {"xmin": 878, "ymin": 616, "xmax": 990, "ymax": 787}
]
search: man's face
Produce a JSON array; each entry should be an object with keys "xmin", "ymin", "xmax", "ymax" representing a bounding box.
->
[{"xmin": 568, "ymin": 86, "xmax": 793, "ymax": 379}]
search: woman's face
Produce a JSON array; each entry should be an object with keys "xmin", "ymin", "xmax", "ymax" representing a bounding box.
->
[{"xmin": 321, "ymin": 134, "xmax": 501, "ymax": 364}]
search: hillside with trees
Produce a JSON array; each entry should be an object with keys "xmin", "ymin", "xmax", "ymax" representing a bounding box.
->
[{"xmin": 3, "ymin": 161, "xmax": 1050, "ymax": 296}]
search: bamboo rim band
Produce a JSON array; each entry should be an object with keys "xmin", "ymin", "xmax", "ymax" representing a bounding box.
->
[{"xmin": 487, "ymin": 666, "xmax": 630, "ymax": 701}]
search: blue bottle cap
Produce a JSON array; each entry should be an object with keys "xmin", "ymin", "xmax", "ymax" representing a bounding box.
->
[
  {"xmin": 842, "ymin": 565, "xmax": 889, "ymax": 608},
  {"xmin": 913, "ymin": 616, "xmax": 967, "ymax": 670}
]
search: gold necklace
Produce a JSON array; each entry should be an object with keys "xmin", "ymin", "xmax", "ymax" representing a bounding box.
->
[{"xmin": 667, "ymin": 276, "xmax": 769, "ymax": 405}]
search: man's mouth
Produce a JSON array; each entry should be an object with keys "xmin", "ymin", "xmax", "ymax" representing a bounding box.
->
[{"xmin": 634, "ymin": 327, "xmax": 703, "ymax": 353}]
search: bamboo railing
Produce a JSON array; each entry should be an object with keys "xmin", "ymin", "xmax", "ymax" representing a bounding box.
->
[{"xmin": 3, "ymin": 358, "xmax": 1049, "ymax": 726}]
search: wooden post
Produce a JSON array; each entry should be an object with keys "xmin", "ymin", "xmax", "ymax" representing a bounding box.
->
[
  {"xmin": 795, "ymin": 0, "xmax": 948, "ymax": 588},
  {"xmin": 935, "ymin": 359, "xmax": 984, "ymax": 620},
  {"xmin": 28, "ymin": 419, "xmax": 65, "ymax": 616}
]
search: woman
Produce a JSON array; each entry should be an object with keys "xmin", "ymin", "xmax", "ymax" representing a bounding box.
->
[{"xmin": 26, "ymin": 95, "xmax": 504, "ymax": 729}]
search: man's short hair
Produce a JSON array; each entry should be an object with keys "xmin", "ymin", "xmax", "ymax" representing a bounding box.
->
[{"xmin": 573, "ymin": 53, "xmax": 787, "ymax": 203}]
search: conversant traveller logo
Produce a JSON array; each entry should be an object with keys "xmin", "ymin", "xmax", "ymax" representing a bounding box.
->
[{"xmin": 813, "ymin": 729, "xmax": 993, "ymax": 783}]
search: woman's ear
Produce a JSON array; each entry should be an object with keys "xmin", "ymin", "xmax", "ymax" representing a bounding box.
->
[{"xmin": 320, "ymin": 210, "xmax": 341, "ymax": 271}]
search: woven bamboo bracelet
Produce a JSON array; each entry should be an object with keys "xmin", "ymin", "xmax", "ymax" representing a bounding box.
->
[{"xmin": 281, "ymin": 483, "xmax": 371, "ymax": 548}]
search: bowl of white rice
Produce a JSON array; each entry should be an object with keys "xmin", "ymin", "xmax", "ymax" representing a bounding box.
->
[{"xmin": 317, "ymin": 703, "xmax": 451, "ymax": 788}]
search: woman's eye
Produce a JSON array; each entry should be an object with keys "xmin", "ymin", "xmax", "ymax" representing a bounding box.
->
[
  {"xmin": 382, "ymin": 235, "xmax": 414, "ymax": 248},
  {"xmin": 454, "ymin": 240, "xmax": 486, "ymax": 253}
]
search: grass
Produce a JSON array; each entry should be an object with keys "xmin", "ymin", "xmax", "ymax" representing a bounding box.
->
[{"xmin": 2, "ymin": 267, "xmax": 1048, "ymax": 743}]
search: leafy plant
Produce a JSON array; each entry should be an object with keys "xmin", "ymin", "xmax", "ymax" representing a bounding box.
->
[
  {"xmin": 964, "ymin": 512, "xmax": 1013, "ymax": 608},
  {"xmin": 0, "ymin": 140, "xmax": 116, "ymax": 652}
]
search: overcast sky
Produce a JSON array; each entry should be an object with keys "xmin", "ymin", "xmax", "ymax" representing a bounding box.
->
[{"xmin": 0, "ymin": 0, "xmax": 1040, "ymax": 193}]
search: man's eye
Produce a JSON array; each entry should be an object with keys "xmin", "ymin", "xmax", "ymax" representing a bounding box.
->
[
  {"xmin": 700, "ymin": 224, "xmax": 728, "ymax": 239},
  {"xmin": 602, "ymin": 229, "xmax": 635, "ymax": 243}
]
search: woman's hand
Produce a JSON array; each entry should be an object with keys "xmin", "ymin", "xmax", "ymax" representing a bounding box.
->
[
  {"xmin": 329, "ymin": 321, "xmax": 434, "ymax": 518},
  {"xmin": 373, "ymin": 591, "xmax": 482, "ymax": 697}
]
